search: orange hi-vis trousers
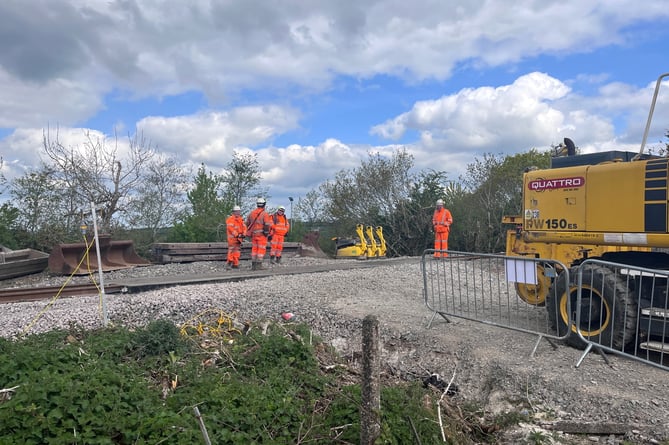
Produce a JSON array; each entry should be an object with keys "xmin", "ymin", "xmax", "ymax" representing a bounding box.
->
[
  {"xmin": 270, "ymin": 234, "xmax": 286, "ymax": 257},
  {"xmin": 251, "ymin": 234, "xmax": 268, "ymax": 260},
  {"xmin": 226, "ymin": 238, "xmax": 242, "ymax": 266},
  {"xmin": 434, "ymin": 231, "xmax": 449, "ymax": 258}
]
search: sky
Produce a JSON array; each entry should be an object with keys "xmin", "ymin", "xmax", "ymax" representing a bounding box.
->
[{"xmin": 1, "ymin": 0, "xmax": 669, "ymax": 210}]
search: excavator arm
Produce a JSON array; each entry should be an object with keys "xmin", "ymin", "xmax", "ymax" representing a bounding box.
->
[{"xmin": 375, "ymin": 226, "xmax": 387, "ymax": 257}]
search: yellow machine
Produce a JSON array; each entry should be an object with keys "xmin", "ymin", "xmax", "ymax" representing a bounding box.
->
[
  {"xmin": 374, "ymin": 226, "xmax": 387, "ymax": 258},
  {"xmin": 504, "ymin": 72, "xmax": 669, "ymax": 350},
  {"xmin": 333, "ymin": 224, "xmax": 387, "ymax": 259},
  {"xmin": 365, "ymin": 225, "xmax": 378, "ymax": 257}
]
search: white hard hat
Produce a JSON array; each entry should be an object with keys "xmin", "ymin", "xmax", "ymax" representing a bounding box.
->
[
  {"xmin": 256, "ymin": 197, "xmax": 266, "ymax": 206},
  {"xmin": 232, "ymin": 205, "xmax": 241, "ymax": 211},
  {"xmin": 278, "ymin": 205, "xmax": 285, "ymax": 211},
  {"xmin": 436, "ymin": 199, "xmax": 444, "ymax": 206}
]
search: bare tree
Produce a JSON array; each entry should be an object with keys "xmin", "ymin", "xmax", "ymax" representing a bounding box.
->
[
  {"xmin": 320, "ymin": 147, "xmax": 415, "ymax": 230},
  {"xmin": 125, "ymin": 154, "xmax": 189, "ymax": 242},
  {"xmin": 294, "ymin": 189, "xmax": 327, "ymax": 226},
  {"xmin": 42, "ymin": 128, "xmax": 156, "ymax": 232}
]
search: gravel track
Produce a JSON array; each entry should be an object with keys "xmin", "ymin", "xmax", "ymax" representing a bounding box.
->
[{"xmin": 2, "ymin": 256, "xmax": 669, "ymax": 444}]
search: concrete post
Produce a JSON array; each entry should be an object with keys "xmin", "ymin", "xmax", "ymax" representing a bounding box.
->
[{"xmin": 360, "ymin": 314, "xmax": 380, "ymax": 444}]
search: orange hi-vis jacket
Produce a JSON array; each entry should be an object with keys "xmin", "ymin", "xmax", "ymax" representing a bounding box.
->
[
  {"xmin": 432, "ymin": 207, "xmax": 453, "ymax": 233},
  {"xmin": 226, "ymin": 214, "xmax": 246, "ymax": 241},
  {"xmin": 271, "ymin": 213, "xmax": 290, "ymax": 236},
  {"xmin": 246, "ymin": 208, "xmax": 273, "ymax": 237}
]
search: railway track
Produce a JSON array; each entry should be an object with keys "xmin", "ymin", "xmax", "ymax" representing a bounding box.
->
[
  {"xmin": 0, "ymin": 283, "xmax": 126, "ymax": 304},
  {"xmin": 0, "ymin": 257, "xmax": 419, "ymax": 304}
]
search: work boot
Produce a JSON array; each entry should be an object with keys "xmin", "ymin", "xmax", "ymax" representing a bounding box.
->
[
  {"xmin": 231, "ymin": 264, "xmax": 239, "ymax": 269},
  {"xmin": 251, "ymin": 261, "xmax": 257, "ymax": 271},
  {"xmin": 255, "ymin": 261, "xmax": 267, "ymax": 271},
  {"xmin": 225, "ymin": 261, "xmax": 232, "ymax": 270},
  {"xmin": 275, "ymin": 256, "xmax": 281, "ymax": 264},
  {"xmin": 270, "ymin": 255, "xmax": 275, "ymax": 264}
]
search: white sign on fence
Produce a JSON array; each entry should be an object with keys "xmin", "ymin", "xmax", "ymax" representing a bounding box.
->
[{"xmin": 505, "ymin": 258, "xmax": 537, "ymax": 285}]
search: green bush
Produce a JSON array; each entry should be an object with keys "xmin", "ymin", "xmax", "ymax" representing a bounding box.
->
[{"xmin": 0, "ymin": 319, "xmax": 493, "ymax": 443}]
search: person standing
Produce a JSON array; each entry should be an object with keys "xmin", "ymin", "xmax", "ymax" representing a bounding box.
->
[
  {"xmin": 245, "ymin": 197, "xmax": 274, "ymax": 270},
  {"xmin": 269, "ymin": 205, "xmax": 290, "ymax": 264},
  {"xmin": 226, "ymin": 205, "xmax": 246, "ymax": 269},
  {"xmin": 432, "ymin": 198, "xmax": 453, "ymax": 258}
]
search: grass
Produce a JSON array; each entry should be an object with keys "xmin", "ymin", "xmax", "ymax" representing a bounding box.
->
[{"xmin": 0, "ymin": 316, "xmax": 519, "ymax": 444}]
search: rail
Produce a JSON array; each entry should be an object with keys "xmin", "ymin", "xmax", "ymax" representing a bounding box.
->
[
  {"xmin": 0, "ymin": 257, "xmax": 417, "ymax": 304},
  {"xmin": 151, "ymin": 242, "xmax": 302, "ymax": 263},
  {"xmin": 0, "ymin": 283, "xmax": 125, "ymax": 304}
]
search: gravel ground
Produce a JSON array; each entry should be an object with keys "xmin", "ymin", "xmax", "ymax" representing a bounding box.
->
[{"xmin": 2, "ymin": 256, "xmax": 669, "ymax": 444}]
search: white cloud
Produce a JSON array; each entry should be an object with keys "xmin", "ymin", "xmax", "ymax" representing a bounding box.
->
[
  {"xmin": 2, "ymin": 72, "xmax": 666, "ymax": 199},
  {"xmin": 137, "ymin": 105, "xmax": 301, "ymax": 163},
  {"xmin": 1, "ymin": 1, "xmax": 668, "ymax": 128},
  {"xmin": 370, "ymin": 72, "xmax": 669, "ymax": 172},
  {"xmin": 372, "ymin": 72, "xmax": 573, "ymax": 149},
  {"xmin": 0, "ymin": 68, "xmax": 104, "ymax": 128},
  {"xmin": 258, "ymin": 138, "xmax": 362, "ymax": 189},
  {"xmin": 1, "ymin": 1, "xmax": 669, "ymax": 204}
]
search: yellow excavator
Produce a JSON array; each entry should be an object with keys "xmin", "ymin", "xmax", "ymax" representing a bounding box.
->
[
  {"xmin": 333, "ymin": 224, "xmax": 387, "ymax": 259},
  {"xmin": 364, "ymin": 225, "xmax": 378, "ymax": 257},
  {"xmin": 374, "ymin": 226, "xmax": 387, "ymax": 258},
  {"xmin": 503, "ymin": 71, "xmax": 669, "ymax": 350}
]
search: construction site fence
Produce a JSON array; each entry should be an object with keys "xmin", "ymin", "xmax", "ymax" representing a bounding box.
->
[
  {"xmin": 572, "ymin": 259, "xmax": 669, "ymax": 372},
  {"xmin": 421, "ymin": 249, "xmax": 570, "ymax": 358}
]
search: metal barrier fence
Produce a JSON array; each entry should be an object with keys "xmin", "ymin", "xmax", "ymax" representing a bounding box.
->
[
  {"xmin": 421, "ymin": 250, "xmax": 570, "ymax": 357},
  {"xmin": 573, "ymin": 259, "xmax": 669, "ymax": 371}
]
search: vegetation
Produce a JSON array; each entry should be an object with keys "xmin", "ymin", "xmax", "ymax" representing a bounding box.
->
[
  {"xmin": 0, "ymin": 318, "xmax": 522, "ymax": 444},
  {"xmin": 0, "ymin": 126, "xmax": 563, "ymax": 255},
  {"xmin": 300, "ymin": 147, "xmax": 551, "ymax": 256},
  {"xmin": 42, "ymin": 129, "xmax": 158, "ymax": 235}
]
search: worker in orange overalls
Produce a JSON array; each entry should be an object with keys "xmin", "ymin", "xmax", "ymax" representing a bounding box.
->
[
  {"xmin": 269, "ymin": 205, "xmax": 290, "ymax": 264},
  {"xmin": 226, "ymin": 205, "xmax": 246, "ymax": 269},
  {"xmin": 245, "ymin": 197, "xmax": 274, "ymax": 270},
  {"xmin": 432, "ymin": 198, "xmax": 453, "ymax": 258}
]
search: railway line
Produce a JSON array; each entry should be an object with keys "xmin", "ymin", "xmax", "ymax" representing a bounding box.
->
[
  {"xmin": 0, "ymin": 256, "xmax": 417, "ymax": 304},
  {"xmin": 0, "ymin": 283, "xmax": 126, "ymax": 304}
]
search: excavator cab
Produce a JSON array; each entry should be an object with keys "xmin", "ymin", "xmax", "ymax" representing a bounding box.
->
[
  {"xmin": 332, "ymin": 224, "xmax": 368, "ymax": 259},
  {"xmin": 333, "ymin": 224, "xmax": 389, "ymax": 259}
]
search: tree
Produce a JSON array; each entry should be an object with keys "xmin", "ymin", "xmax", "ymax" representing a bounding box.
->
[
  {"xmin": 124, "ymin": 154, "xmax": 189, "ymax": 247},
  {"xmin": 456, "ymin": 149, "xmax": 551, "ymax": 252},
  {"xmin": 9, "ymin": 164, "xmax": 76, "ymax": 250},
  {"xmin": 320, "ymin": 148, "xmax": 416, "ymax": 235},
  {"xmin": 220, "ymin": 151, "xmax": 263, "ymax": 211},
  {"xmin": 42, "ymin": 129, "xmax": 156, "ymax": 233},
  {"xmin": 294, "ymin": 190, "xmax": 327, "ymax": 227},
  {"xmin": 169, "ymin": 164, "xmax": 228, "ymax": 242},
  {"xmin": 0, "ymin": 202, "xmax": 20, "ymax": 249},
  {"xmin": 381, "ymin": 170, "xmax": 451, "ymax": 256}
]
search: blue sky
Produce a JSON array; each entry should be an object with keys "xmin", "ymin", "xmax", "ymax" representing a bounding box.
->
[{"xmin": 1, "ymin": 1, "xmax": 669, "ymax": 209}]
